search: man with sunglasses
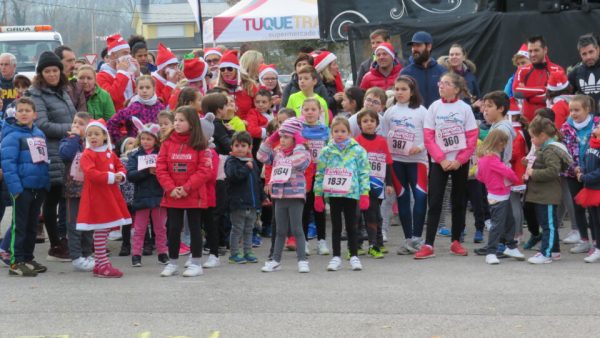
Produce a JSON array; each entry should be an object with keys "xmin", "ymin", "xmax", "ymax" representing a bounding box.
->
[{"xmin": 569, "ymin": 34, "xmax": 600, "ymax": 115}]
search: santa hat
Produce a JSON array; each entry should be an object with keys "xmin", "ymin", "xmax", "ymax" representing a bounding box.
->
[
  {"xmin": 184, "ymin": 58, "xmax": 208, "ymax": 92},
  {"xmin": 85, "ymin": 119, "xmax": 113, "ymax": 150},
  {"xmin": 219, "ymin": 50, "xmax": 240, "ymax": 70},
  {"xmin": 156, "ymin": 43, "xmax": 178, "ymax": 71},
  {"xmin": 258, "ymin": 64, "xmax": 278, "ymax": 86},
  {"xmin": 131, "ymin": 116, "xmax": 160, "ymax": 141},
  {"xmin": 313, "ymin": 51, "xmax": 337, "ymax": 73},
  {"xmin": 106, "ymin": 34, "xmax": 130, "ymax": 56},
  {"xmin": 547, "ymin": 71, "xmax": 569, "ymax": 92},
  {"xmin": 508, "ymin": 97, "xmax": 521, "ymax": 116},
  {"xmin": 375, "ymin": 42, "xmax": 396, "ymax": 59},
  {"xmin": 516, "ymin": 43, "xmax": 529, "ymax": 58},
  {"xmin": 204, "ymin": 48, "xmax": 223, "ymax": 59}
]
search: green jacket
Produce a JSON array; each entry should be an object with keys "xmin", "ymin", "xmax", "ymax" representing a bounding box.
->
[
  {"xmin": 86, "ymin": 85, "xmax": 115, "ymax": 120},
  {"xmin": 525, "ymin": 141, "xmax": 572, "ymax": 205}
]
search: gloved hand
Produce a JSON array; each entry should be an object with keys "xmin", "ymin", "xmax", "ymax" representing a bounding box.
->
[
  {"xmin": 314, "ymin": 195, "xmax": 325, "ymax": 212},
  {"xmin": 359, "ymin": 195, "xmax": 370, "ymax": 211},
  {"xmin": 267, "ymin": 131, "xmax": 280, "ymax": 144},
  {"xmin": 294, "ymin": 133, "xmax": 305, "ymax": 146}
]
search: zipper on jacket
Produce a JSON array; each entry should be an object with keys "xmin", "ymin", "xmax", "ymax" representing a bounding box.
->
[{"xmin": 249, "ymin": 164, "xmax": 257, "ymax": 208}]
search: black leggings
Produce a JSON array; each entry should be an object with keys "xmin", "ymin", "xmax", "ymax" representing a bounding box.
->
[
  {"xmin": 167, "ymin": 208, "xmax": 202, "ymax": 259},
  {"xmin": 201, "ymin": 207, "xmax": 218, "ymax": 256},
  {"xmin": 42, "ymin": 185, "xmax": 63, "ymax": 247},
  {"xmin": 329, "ymin": 197, "xmax": 358, "ymax": 257},
  {"xmin": 566, "ymin": 178, "xmax": 592, "ymax": 240},
  {"xmin": 302, "ymin": 190, "xmax": 326, "ymax": 240},
  {"xmin": 524, "ymin": 201, "xmax": 540, "ymax": 236},
  {"xmin": 425, "ymin": 162, "xmax": 469, "ymax": 246},
  {"xmin": 590, "ymin": 206, "xmax": 600, "ymax": 250}
]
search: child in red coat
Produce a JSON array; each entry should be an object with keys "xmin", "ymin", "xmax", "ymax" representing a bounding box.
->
[
  {"xmin": 76, "ymin": 120, "xmax": 132, "ymax": 278},
  {"xmin": 156, "ymin": 106, "xmax": 212, "ymax": 277}
]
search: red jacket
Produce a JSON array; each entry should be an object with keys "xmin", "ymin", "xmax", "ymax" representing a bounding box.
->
[
  {"xmin": 550, "ymin": 98, "xmax": 570, "ymax": 130},
  {"xmin": 359, "ymin": 63, "xmax": 402, "ymax": 91},
  {"xmin": 510, "ymin": 123, "xmax": 528, "ymax": 189},
  {"xmin": 156, "ymin": 132, "xmax": 212, "ymax": 209},
  {"xmin": 152, "ymin": 73, "xmax": 175, "ymax": 104},
  {"xmin": 245, "ymin": 108, "xmax": 269, "ymax": 139},
  {"xmin": 512, "ymin": 57, "xmax": 563, "ymax": 121},
  {"xmin": 96, "ymin": 70, "xmax": 134, "ymax": 111},
  {"xmin": 233, "ymin": 85, "xmax": 259, "ymax": 120}
]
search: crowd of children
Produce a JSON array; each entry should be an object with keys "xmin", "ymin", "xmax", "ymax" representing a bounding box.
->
[{"xmin": 3, "ymin": 35, "xmax": 600, "ymax": 279}]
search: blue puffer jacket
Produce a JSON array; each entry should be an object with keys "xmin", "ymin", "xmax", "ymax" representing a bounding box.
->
[
  {"xmin": 581, "ymin": 139, "xmax": 600, "ymax": 190},
  {"xmin": 126, "ymin": 147, "xmax": 163, "ymax": 211},
  {"xmin": 400, "ymin": 57, "xmax": 447, "ymax": 108},
  {"xmin": 224, "ymin": 156, "xmax": 263, "ymax": 210},
  {"xmin": 1, "ymin": 117, "xmax": 50, "ymax": 196}
]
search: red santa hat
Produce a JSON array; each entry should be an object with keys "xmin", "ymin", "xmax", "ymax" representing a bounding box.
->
[
  {"xmin": 258, "ymin": 64, "xmax": 278, "ymax": 86},
  {"xmin": 85, "ymin": 119, "xmax": 113, "ymax": 150},
  {"xmin": 204, "ymin": 48, "xmax": 223, "ymax": 59},
  {"xmin": 516, "ymin": 43, "xmax": 529, "ymax": 59},
  {"xmin": 219, "ymin": 50, "xmax": 240, "ymax": 70},
  {"xmin": 183, "ymin": 58, "xmax": 208, "ymax": 93},
  {"xmin": 507, "ymin": 97, "xmax": 521, "ymax": 116},
  {"xmin": 156, "ymin": 43, "xmax": 179, "ymax": 71},
  {"xmin": 106, "ymin": 34, "xmax": 129, "ymax": 56},
  {"xmin": 375, "ymin": 42, "xmax": 396, "ymax": 59},
  {"xmin": 547, "ymin": 70, "xmax": 569, "ymax": 92},
  {"xmin": 313, "ymin": 51, "xmax": 337, "ymax": 73}
]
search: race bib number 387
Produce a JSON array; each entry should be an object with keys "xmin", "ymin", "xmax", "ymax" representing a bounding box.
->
[
  {"xmin": 388, "ymin": 129, "xmax": 415, "ymax": 156},
  {"xmin": 323, "ymin": 168, "xmax": 353, "ymax": 194}
]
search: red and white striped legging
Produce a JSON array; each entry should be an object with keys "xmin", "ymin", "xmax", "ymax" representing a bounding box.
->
[{"xmin": 93, "ymin": 229, "xmax": 111, "ymax": 268}]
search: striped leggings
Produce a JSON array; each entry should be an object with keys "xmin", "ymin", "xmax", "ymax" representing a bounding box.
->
[{"xmin": 94, "ymin": 229, "xmax": 111, "ymax": 268}]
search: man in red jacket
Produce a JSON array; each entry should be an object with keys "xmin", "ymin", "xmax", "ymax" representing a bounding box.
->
[
  {"xmin": 96, "ymin": 34, "xmax": 138, "ymax": 111},
  {"xmin": 512, "ymin": 35, "xmax": 564, "ymax": 122},
  {"xmin": 359, "ymin": 42, "xmax": 402, "ymax": 91}
]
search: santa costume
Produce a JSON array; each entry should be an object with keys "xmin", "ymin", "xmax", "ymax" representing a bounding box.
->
[
  {"xmin": 151, "ymin": 43, "xmax": 179, "ymax": 104},
  {"xmin": 96, "ymin": 34, "xmax": 136, "ymax": 111},
  {"xmin": 77, "ymin": 120, "xmax": 131, "ymax": 278}
]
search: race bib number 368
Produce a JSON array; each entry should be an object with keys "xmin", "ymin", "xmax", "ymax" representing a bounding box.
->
[{"xmin": 323, "ymin": 168, "xmax": 353, "ymax": 194}]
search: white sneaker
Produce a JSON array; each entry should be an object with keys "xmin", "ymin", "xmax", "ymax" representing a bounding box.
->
[
  {"xmin": 528, "ymin": 253, "xmax": 552, "ymax": 264},
  {"xmin": 184, "ymin": 256, "xmax": 192, "ymax": 268},
  {"xmin": 298, "ymin": 260, "xmax": 310, "ymax": 273},
  {"xmin": 551, "ymin": 252, "xmax": 561, "ymax": 261},
  {"xmin": 305, "ymin": 241, "xmax": 310, "ymax": 256},
  {"xmin": 85, "ymin": 256, "xmax": 95, "ymax": 270},
  {"xmin": 503, "ymin": 247, "xmax": 525, "ymax": 261},
  {"xmin": 72, "ymin": 257, "xmax": 93, "ymax": 272},
  {"xmin": 382, "ymin": 229, "xmax": 388, "ymax": 243},
  {"xmin": 108, "ymin": 230, "xmax": 122, "ymax": 241},
  {"xmin": 584, "ymin": 248, "xmax": 600, "ymax": 263},
  {"xmin": 160, "ymin": 263, "xmax": 179, "ymax": 277},
  {"xmin": 182, "ymin": 264, "xmax": 203, "ymax": 277},
  {"xmin": 412, "ymin": 237, "xmax": 424, "ymax": 251},
  {"xmin": 349, "ymin": 256, "xmax": 362, "ymax": 271},
  {"xmin": 484, "ymin": 219, "xmax": 492, "ymax": 232},
  {"xmin": 317, "ymin": 239, "xmax": 330, "ymax": 255},
  {"xmin": 570, "ymin": 241, "xmax": 592, "ymax": 254},
  {"xmin": 485, "ymin": 254, "xmax": 500, "ymax": 265},
  {"xmin": 202, "ymin": 254, "xmax": 220, "ymax": 268},
  {"xmin": 327, "ymin": 256, "xmax": 342, "ymax": 271},
  {"xmin": 562, "ymin": 230, "xmax": 581, "ymax": 244},
  {"xmin": 404, "ymin": 238, "xmax": 418, "ymax": 253},
  {"xmin": 261, "ymin": 260, "xmax": 281, "ymax": 272}
]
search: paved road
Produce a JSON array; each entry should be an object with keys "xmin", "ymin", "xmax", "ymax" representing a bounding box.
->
[{"xmin": 0, "ymin": 214, "xmax": 599, "ymax": 338}]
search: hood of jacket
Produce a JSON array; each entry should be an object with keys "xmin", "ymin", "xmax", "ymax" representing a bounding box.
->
[
  {"xmin": 2, "ymin": 117, "xmax": 36, "ymax": 137},
  {"xmin": 436, "ymin": 55, "xmax": 477, "ymax": 74},
  {"xmin": 407, "ymin": 56, "xmax": 441, "ymax": 70}
]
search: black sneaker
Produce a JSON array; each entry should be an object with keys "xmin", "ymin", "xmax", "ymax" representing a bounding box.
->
[
  {"xmin": 157, "ymin": 253, "xmax": 169, "ymax": 265},
  {"xmin": 9, "ymin": 262, "xmax": 37, "ymax": 277},
  {"xmin": 131, "ymin": 255, "xmax": 142, "ymax": 267},
  {"xmin": 474, "ymin": 248, "xmax": 488, "ymax": 256},
  {"xmin": 26, "ymin": 260, "xmax": 47, "ymax": 273},
  {"xmin": 119, "ymin": 243, "xmax": 131, "ymax": 257},
  {"xmin": 142, "ymin": 243, "xmax": 153, "ymax": 256}
]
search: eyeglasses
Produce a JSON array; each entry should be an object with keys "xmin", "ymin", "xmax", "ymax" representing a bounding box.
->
[
  {"xmin": 365, "ymin": 97, "xmax": 382, "ymax": 105},
  {"xmin": 206, "ymin": 58, "xmax": 220, "ymax": 64},
  {"xmin": 438, "ymin": 81, "xmax": 454, "ymax": 88},
  {"xmin": 220, "ymin": 67, "xmax": 235, "ymax": 72},
  {"xmin": 262, "ymin": 77, "xmax": 278, "ymax": 82}
]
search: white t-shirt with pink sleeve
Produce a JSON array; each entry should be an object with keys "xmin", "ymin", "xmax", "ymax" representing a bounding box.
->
[{"xmin": 424, "ymin": 99, "xmax": 477, "ymax": 162}]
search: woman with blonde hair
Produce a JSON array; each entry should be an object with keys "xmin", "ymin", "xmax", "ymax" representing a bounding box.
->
[{"xmin": 217, "ymin": 50, "xmax": 259, "ymax": 119}]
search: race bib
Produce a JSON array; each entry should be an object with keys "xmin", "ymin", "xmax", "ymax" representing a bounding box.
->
[
  {"xmin": 217, "ymin": 154, "xmax": 228, "ymax": 181},
  {"xmin": 368, "ymin": 153, "xmax": 386, "ymax": 180},
  {"xmin": 524, "ymin": 153, "xmax": 536, "ymax": 180},
  {"xmin": 27, "ymin": 137, "xmax": 49, "ymax": 163},
  {"xmin": 323, "ymin": 168, "xmax": 353, "ymax": 194},
  {"xmin": 388, "ymin": 128, "xmax": 415, "ymax": 156},
  {"xmin": 270, "ymin": 158, "xmax": 292, "ymax": 184},
  {"xmin": 436, "ymin": 125, "xmax": 466, "ymax": 152},
  {"xmin": 70, "ymin": 152, "xmax": 84, "ymax": 181},
  {"xmin": 138, "ymin": 154, "xmax": 157, "ymax": 170},
  {"xmin": 307, "ymin": 139, "xmax": 326, "ymax": 163}
]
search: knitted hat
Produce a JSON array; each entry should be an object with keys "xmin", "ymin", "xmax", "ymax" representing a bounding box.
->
[
  {"xmin": 156, "ymin": 43, "xmax": 178, "ymax": 71},
  {"xmin": 547, "ymin": 70, "xmax": 569, "ymax": 91},
  {"xmin": 258, "ymin": 64, "xmax": 278, "ymax": 86},
  {"xmin": 375, "ymin": 42, "xmax": 396, "ymax": 59},
  {"xmin": 312, "ymin": 51, "xmax": 337, "ymax": 73},
  {"xmin": 516, "ymin": 43, "xmax": 529, "ymax": 58},
  {"xmin": 204, "ymin": 48, "xmax": 223, "ymax": 59},
  {"xmin": 279, "ymin": 117, "xmax": 303, "ymax": 136},
  {"xmin": 106, "ymin": 34, "xmax": 130, "ymax": 56},
  {"xmin": 219, "ymin": 50, "xmax": 240, "ymax": 70},
  {"xmin": 507, "ymin": 97, "xmax": 521, "ymax": 116},
  {"xmin": 131, "ymin": 116, "xmax": 160, "ymax": 141},
  {"xmin": 200, "ymin": 112, "xmax": 215, "ymax": 145},
  {"xmin": 119, "ymin": 137, "xmax": 135, "ymax": 155},
  {"xmin": 36, "ymin": 51, "xmax": 63, "ymax": 74},
  {"xmin": 86, "ymin": 119, "xmax": 113, "ymax": 150}
]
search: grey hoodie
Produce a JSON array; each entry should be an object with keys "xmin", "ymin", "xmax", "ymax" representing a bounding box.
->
[{"xmin": 490, "ymin": 119, "xmax": 516, "ymax": 167}]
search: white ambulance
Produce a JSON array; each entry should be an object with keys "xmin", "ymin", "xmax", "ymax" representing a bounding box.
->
[{"xmin": 0, "ymin": 25, "xmax": 64, "ymax": 79}]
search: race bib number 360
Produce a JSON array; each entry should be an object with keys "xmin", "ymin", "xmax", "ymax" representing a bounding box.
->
[
  {"xmin": 436, "ymin": 125, "xmax": 466, "ymax": 152},
  {"xmin": 323, "ymin": 168, "xmax": 353, "ymax": 194}
]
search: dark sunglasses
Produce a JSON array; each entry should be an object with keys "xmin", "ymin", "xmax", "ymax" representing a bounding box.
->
[{"xmin": 220, "ymin": 67, "xmax": 235, "ymax": 72}]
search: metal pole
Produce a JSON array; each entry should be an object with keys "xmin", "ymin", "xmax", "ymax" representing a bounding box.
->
[{"xmin": 197, "ymin": 0, "xmax": 204, "ymax": 48}]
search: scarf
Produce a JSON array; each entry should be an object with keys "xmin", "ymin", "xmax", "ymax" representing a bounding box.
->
[
  {"xmin": 335, "ymin": 138, "xmax": 351, "ymax": 151},
  {"xmin": 223, "ymin": 77, "xmax": 239, "ymax": 86},
  {"xmin": 573, "ymin": 115, "xmax": 592, "ymax": 130},
  {"xmin": 590, "ymin": 136, "xmax": 600, "ymax": 149},
  {"xmin": 128, "ymin": 94, "xmax": 158, "ymax": 107}
]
